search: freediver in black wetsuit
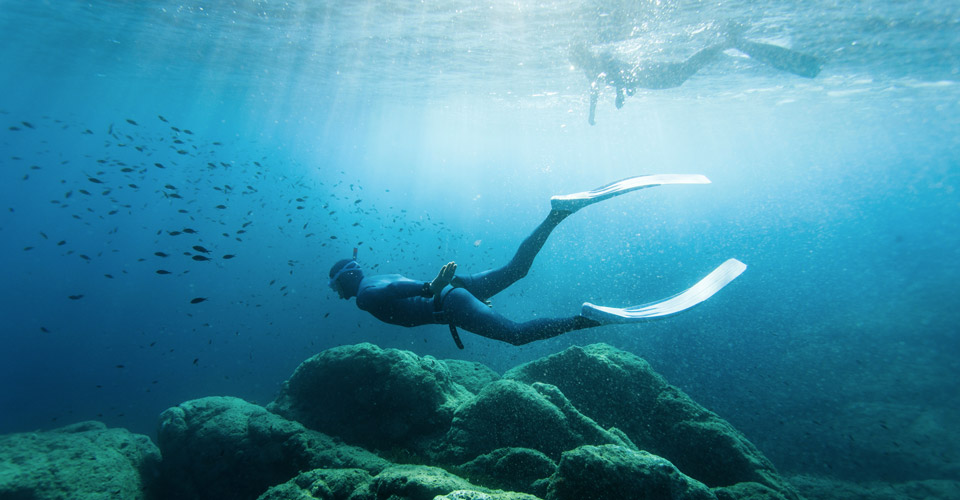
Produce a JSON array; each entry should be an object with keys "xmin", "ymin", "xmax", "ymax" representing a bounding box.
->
[
  {"xmin": 328, "ymin": 175, "xmax": 747, "ymax": 348},
  {"xmin": 570, "ymin": 26, "xmax": 823, "ymax": 125}
]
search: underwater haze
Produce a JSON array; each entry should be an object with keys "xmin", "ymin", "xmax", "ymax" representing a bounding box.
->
[{"xmin": 1, "ymin": 0, "xmax": 958, "ymax": 486}]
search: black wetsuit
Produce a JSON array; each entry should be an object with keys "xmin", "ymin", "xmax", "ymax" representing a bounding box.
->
[{"xmin": 355, "ymin": 210, "xmax": 596, "ymax": 346}]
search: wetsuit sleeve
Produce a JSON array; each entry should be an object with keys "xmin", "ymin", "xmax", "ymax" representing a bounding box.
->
[{"xmin": 382, "ymin": 280, "xmax": 432, "ymax": 299}]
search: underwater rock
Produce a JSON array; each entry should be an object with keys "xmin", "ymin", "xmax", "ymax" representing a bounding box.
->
[
  {"xmin": 157, "ymin": 396, "xmax": 389, "ymax": 500},
  {"xmin": 505, "ymin": 343, "xmax": 798, "ymax": 499},
  {"xmin": 0, "ymin": 420, "xmax": 160, "ymax": 500},
  {"xmin": 434, "ymin": 490, "xmax": 543, "ymax": 500},
  {"xmin": 786, "ymin": 473, "xmax": 960, "ymax": 500},
  {"xmin": 443, "ymin": 358, "xmax": 501, "ymax": 394},
  {"xmin": 257, "ymin": 468, "xmax": 375, "ymax": 500},
  {"xmin": 546, "ymin": 444, "xmax": 715, "ymax": 500},
  {"xmin": 459, "ymin": 447, "xmax": 557, "ymax": 496},
  {"xmin": 268, "ymin": 342, "xmax": 473, "ymax": 452},
  {"xmin": 437, "ymin": 379, "xmax": 634, "ymax": 463},
  {"xmin": 256, "ymin": 464, "xmax": 542, "ymax": 500}
]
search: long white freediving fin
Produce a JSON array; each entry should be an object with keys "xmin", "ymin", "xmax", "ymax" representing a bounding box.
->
[
  {"xmin": 551, "ymin": 174, "xmax": 711, "ymax": 213},
  {"xmin": 581, "ymin": 258, "xmax": 747, "ymax": 324}
]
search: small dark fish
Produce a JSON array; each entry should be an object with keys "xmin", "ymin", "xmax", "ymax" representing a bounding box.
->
[
  {"xmin": 215, "ymin": 204, "xmax": 227, "ymax": 209},
  {"xmin": 324, "ymin": 312, "xmax": 330, "ymax": 318},
  {"xmin": 176, "ymin": 150, "xmax": 188, "ymax": 155},
  {"xmin": 155, "ymin": 270, "xmax": 171, "ymax": 275},
  {"xmin": 222, "ymin": 254, "xmax": 235, "ymax": 259},
  {"xmin": 104, "ymin": 274, "xmax": 114, "ymax": 279},
  {"xmin": 184, "ymin": 129, "xmax": 193, "ymax": 135},
  {"xmin": 182, "ymin": 228, "xmax": 197, "ymax": 234},
  {"xmin": 22, "ymin": 121, "xmax": 35, "ymax": 129},
  {"xmin": 192, "ymin": 245, "xmax": 210, "ymax": 253},
  {"xmin": 40, "ymin": 326, "xmax": 50, "ymax": 333},
  {"xmin": 164, "ymin": 184, "xmax": 177, "ymax": 190},
  {"xmin": 167, "ymin": 231, "xmax": 182, "ymax": 236},
  {"xmin": 68, "ymin": 295, "xmax": 84, "ymax": 300},
  {"xmin": 155, "ymin": 252, "xmax": 169, "ymax": 257},
  {"xmin": 154, "ymin": 162, "xmax": 165, "ymax": 168},
  {"xmin": 330, "ymin": 235, "xmax": 337, "ymax": 240},
  {"xmin": 116, "ymin": 364, "xmax": 125, "ymax": 369},
  {"xmin": 120, "ymin": 167, "xmax": 134, "ymax": 172},
  {"xmin": 79, "ymin": 254, "xmax": 91, "ymax": 261},
  {"xmin": 78, "ymin": 189, "xmax": 90, "ymax": 195},
  {"xmin": 193, "ymin": 358, "xmax": 199, "ymax": 365},
  {"xmin": 88, "ymin": 177, "xmax": 103, "ymax": 184},
  {"xmin": 57, "ymin": 240, "xmax": 66, "ymax": 246},
  {"xmin": 126, "ymin": 119, "xmax": 138, "ymax": 125},
  {"xmin": 190, "ymin": 297, "xmax": 207, "ymax": 304},
  {"xmin": 158, "ymin": 115, "xmax": 168, "ymax": 122},
  {"xmin": 23, "ymin": 246, "xmax": 33, "ymax": 251},
  {"xmin": 192, "ymin": 255, "xmax": 210, "ymax": 262}
]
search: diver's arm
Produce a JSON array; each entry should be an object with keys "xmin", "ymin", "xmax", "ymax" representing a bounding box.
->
[
  {"xmin": 382, "ymin": 280, "xmax": 433, "ymax": 299},
  {"xmin": 429, "ymin": 261, "xmax": 457, "ymax": 296},
  {"xmin": 588, "ymin": 82, "xmax": 598, "ymax": 126}
]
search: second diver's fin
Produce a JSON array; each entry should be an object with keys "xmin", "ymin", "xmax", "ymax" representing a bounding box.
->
[
  {"xmin": 581, "ymin": 258, "xmax": 747, "ymax": 324},
  {"xmin": 551, "ymin": 174, "xmax": 711, "ymax": 214},
  {"xmin": 731, "ymin": 39, "xmax": 822, "ymax": 78}
]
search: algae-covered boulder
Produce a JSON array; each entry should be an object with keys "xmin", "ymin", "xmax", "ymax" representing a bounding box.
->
[
  {"xmin": 268, "ymin": 343, "xmax": 473, "ymax": 451},
  {"xmin": 435, "ymin": 490, "xmax": 543, "ymax": 500},
  {"xmin": 443, "ymin": 358, "xmax": 501, "ymax": 394},
  {"xmin": 157, "ymin": 396, "xmax": 389, "ymax": 500},
  {"xmin": 257, "ymin": 465, "xmax": 542, "ymax": 500},
  {"xmin": 459, "ymin": 447, "xmax": 557, "ymax": 496},
  {"xmin": 546, "ymin": 444, "xmax": 716, "ymax": 500},
  {"xmin": 0, "ymin": 421, "xmax": 160, "ymax": 500},
  {"xmin": 257, "ymin": 468, "xmax": 375, "ymax": 500},
  {"xmin": 786, "ymin": 474, "xmax": 960, "ymax": 500},
  {"xmin": 505, "ymin": 344, "xmax": 797, "ymax": 498},
  {"xmin": 438, "ymin": 379, "xmax": 634, "ymax": 463}
]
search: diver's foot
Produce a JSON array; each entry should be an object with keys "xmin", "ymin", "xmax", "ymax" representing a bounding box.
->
[{"xmin": 550, "ymin": 174, "xmax": 711, "ymax": 214}]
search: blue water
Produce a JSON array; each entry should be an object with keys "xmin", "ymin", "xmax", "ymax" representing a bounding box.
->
[{"xmin": 1, "ymin": 0, "xmax": 958, "ymax": 483}]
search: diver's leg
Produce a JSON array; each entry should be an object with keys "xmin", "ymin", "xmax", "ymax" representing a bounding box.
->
[
  {"xmin": 443, "ymin": 288, "xmax": 599, "ymax": 346},
  {"xmin": 454, "ymin": 209, "xmax": 570, "ymax": 302},
  {"xmin": 731, "ymin": 39, "xmax": 822, "ymax": 78}
]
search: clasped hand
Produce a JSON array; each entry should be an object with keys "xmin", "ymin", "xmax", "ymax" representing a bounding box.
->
[{"xmin": 429, "ymin": 261, "xmax": 457, "ymax": 297}]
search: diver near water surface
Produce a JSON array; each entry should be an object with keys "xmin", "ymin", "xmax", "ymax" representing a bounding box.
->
[
  {"xmin": 328, "ymin": 175, "xmax": 746, "ymax": 348},
  {"xmin": 571, "ymin": 26, "xmax": 823, "ymax": 125}
]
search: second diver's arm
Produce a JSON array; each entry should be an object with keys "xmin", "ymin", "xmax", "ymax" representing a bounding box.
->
[{"xmin": 589, "ymin": 82, "xmax": 598, "ymax": 126}]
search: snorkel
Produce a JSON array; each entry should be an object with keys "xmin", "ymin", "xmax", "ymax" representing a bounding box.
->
[{"xmin": 328, "ymin": 248, "xmax": 362, "ymax": 298}]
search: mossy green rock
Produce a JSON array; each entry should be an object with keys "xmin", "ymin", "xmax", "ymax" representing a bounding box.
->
[
  {"xmin": 0, "ymin": 421, "xmax": 160, "ymax": 500},
  {"xmin": 546, "ymin": 444, "xmax": 715, "ymax": 500},
  {"xmin": 438, "ymin": 379, "xmax": 634, "ymax": 463},
  {"xmin": 443, "ymin": 359, "xmax": 501, "ymax": 394},
  {"xmin": 157, "ymin": 396, "xmax": 389, "ymax": 500},
  {"xmin": 268, "ymin": 343, "xmax": 473, "ymax": 452},
  {"xmin": 257, "ymin": 465, "xmax": 543, "ymax": 500},
  {"xmin": 257, "ymin": 468, "xmax": 375, "ymax": 500},
  {"xmin": 505, "ymin": 344, "xmax": 798, "ymax": 499},
  {"xmin": 459, "ymin": 447, "xmax": 556, "ymax": 496}
]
